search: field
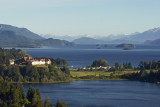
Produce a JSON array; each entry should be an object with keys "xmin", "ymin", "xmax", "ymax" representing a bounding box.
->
[
  {"xmin": 71, "ymin": 71, "xmax": 111, "ymax": 78},
  {"xmin": 70, "ymin": 70, "xmax": 140, "ymax": 80}
]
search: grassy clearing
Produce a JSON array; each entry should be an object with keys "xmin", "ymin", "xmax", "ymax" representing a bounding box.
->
[
  {"xmin": 70, "ymin": 70, "xmax": 140, "ymax": 80},
  {"xmin": 70, "ymin": 71, "xmax": 112, "ymax": 78}
]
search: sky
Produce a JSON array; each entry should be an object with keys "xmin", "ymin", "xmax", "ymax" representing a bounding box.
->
[{"xmin": 0, "ymin": 0, "xmax": 160, "ymax": 37}]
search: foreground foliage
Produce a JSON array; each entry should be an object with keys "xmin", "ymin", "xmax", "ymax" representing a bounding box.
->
[{"xmin": 0, "ymin": 78, "xmax": 68, "ymax": 107}]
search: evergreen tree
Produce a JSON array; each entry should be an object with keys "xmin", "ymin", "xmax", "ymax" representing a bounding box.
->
[
  {"xmin": 36, "ymin": 89, "xmax": 41, "ymax": 100},
  {"xmin": 44, "ymin": 96, "xmax": 52, "ymax": 107},
  {"xmin": 27, "ymin": 86, "xmax": 35, "ymax": 102},
  {"xmin": 56, "ymin": 99, "xmax": 68, "ymax": 107},
  {"xmin": 31, "ymin": 92, "xmax": 44, "ymax": 107},
  {"xmin": 128, "ymin": 62, "xmax": 133, "ymax": 69}
]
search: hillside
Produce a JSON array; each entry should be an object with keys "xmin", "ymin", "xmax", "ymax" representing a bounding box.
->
[
  {"xmin": 123, "ymin": 27, "xmax": 160, "ymax": 43},
  {"xmin": 36, "ymin": 38, "xmax": 74, "ymax": 46},
  {"xmin": 0, "ymin": 24, "xmax": 43, "ymax": 40},
  {"xmin": 150, "ymin": 38, "xmax": 160, "ymax": 45},
  {"xmin": 0, "ymin": 31, "xmax": 38, "ymax": 48},
  {"xmin": 0, "ymin": 24, "xmax": 74, "ymax": 48}
]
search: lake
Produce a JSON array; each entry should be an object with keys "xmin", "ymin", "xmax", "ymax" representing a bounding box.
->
[
  {"xmin": 23, "ymin": 80, "xmax": 160, "ymax": 107},
  {"xmin": 21, "ymin": 44, "xmax": 160, "ymax": 68},
  {"xmin": 20, "ymin": 45, "xmax": 160, "ymax": 106}
]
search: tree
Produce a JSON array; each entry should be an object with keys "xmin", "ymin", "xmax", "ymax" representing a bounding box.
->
[
  {"xmin": 56, "ymin": 99, "xmax": 68, "ymax": 107},
  {"xmin": 61, "ymin": 67, "xmax": 70, "ymax": 75},
  {"xmin": 55, "ymin": 58, "xmax": 68, "ymax": 66},
  {"xmin": 91, "ymin": 59, "xmax": 109, "ymax": 67},
  {"xmin": 31, "ymin": 93, "xmax": 44, "ymax": 107},
  {"xmin": 115, "ymin": 62, "xmax": 121, "ymax": 70},
  {"xmin": 128, "ymin": 62, "xmax": 132, "ymax": 69},
  {"xmin": 27, "ymin": 86, "xmax": 35, "ymax": 102},
  {"xmin": 44, "ymin": 96, "xmax": 52, "ymax": 107},
  {"xmin": 16, "ymin": 83, "xmax": 25, "ymax": 102},
  {"xmin": 36, "ymin": 89, "xmax": 41, "ymax": 100}
]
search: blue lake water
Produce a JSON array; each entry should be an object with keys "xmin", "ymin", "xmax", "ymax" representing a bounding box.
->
[
  {"xmin": 21, "ymin": 44, "xmax": 160, "ymax": 68},
  {"xmin": 20, "ymin": 45, "xmax": 160, "ymax": 107},
  {"xmin": 23, "ymin": 80, "xmax": 160, "ymax": 107}
]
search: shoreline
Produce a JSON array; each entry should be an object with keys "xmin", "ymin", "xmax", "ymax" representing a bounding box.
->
[
  {"xmin": 10, "ymin": 78, "xmax": 160, "ymax": 85},
  {"xmin": 10, "ymin": 78, "xmax": 132, "ymax": 84}
]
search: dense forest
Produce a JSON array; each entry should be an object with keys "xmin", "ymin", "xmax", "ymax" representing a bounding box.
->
[
  {"xmin": 0, "ymin": 64, "xmax": 71, "ymax": 83},
  {"xmin": 0, "ymin": 48, "xmax": 71, "ymax": 83}
]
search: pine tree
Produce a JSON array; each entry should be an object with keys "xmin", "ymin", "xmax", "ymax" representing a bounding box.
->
[
  {"xmin": 56, "ymin": 99, "xmax": 68, "ymax": 107},
  {"xmin": 36, "ymin": 89, "xmax": 41, "ymax": 100},
  {"xmin": 44, "ymin": 96, "xmax": 52, "ymax": 107},
  {"xmin": 27, "ymin": 86, "xmax": 35, "ymax": 102}
]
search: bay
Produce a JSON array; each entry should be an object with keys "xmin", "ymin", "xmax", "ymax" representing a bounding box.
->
[{"xmin": 23, "ymin": 80, "xmax": 160, "ymax": 107}]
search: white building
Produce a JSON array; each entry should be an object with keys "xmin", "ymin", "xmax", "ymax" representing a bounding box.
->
[
  {"xmin": 9, "ymin": 59, "xmax": 15, "ymax": 65},
  {"xmin": 30, "ymin": 59, "xmax": 51, "ymax": 65},
  {"xmin": 9, "ymin": 57, "xmax": 51, "ymax": 66}
]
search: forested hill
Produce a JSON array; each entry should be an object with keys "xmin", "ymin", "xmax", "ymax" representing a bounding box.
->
[
  {"xmin": 0, "ymin": 48, "xmax": 72, "ymax": 83},
  {"xmin": 0, "ymin": 24, "xmax": 74, "ymax": 48}
]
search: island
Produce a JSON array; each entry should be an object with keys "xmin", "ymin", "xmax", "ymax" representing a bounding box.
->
[{"xmin": 116, "ymin": 43, "xmax": 136, "ymax": 50}]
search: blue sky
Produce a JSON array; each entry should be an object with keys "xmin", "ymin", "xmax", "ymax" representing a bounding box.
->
[{"xmin": 0, "ymin": 0, "xmax": 160, "ymax": 37}]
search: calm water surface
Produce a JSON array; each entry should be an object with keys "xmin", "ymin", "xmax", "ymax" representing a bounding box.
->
[
  {"xmin": 23, "ymin": 80, "xmax": 160, "ymax": 107},
  {"xmin": 20, "ymin": 45, "xmax": 160, "ymax": 106},
  {"xmin": 21, "ymin": 45, "xmax": 160, "ymax": 68}
]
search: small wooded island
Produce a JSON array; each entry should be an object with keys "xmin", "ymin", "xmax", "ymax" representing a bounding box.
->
[{"xmin": 116, "ymin": 44, "xmax": 136, "ymax": 50}]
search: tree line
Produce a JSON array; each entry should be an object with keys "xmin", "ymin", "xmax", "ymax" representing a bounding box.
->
[
  {"xmin": 121, "ymin": 60, "xmax": 160, "ymax": 83},
  {"xmin": 0, "ymin": 64, "xmax": 71, "ymax": 83}
]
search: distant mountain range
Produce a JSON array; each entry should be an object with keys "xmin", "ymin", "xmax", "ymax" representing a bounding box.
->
[
  {"xmin": 41, "ymin": 34, "xmax": 76, "ymax": 42},
  {"xmin": 2, "ymin": 24, "xmax": 160, "ymax": 47},
  {"xmin": 73, "ymin": 37, "xmax": 106, "ymax": 44},
  {"xmin": 0, "ymin": 24, "xmax": 74, "ymax": 48},
  {"xmin": 72, "ymin": 27, "xmax": 160, "ymax": 44}
]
